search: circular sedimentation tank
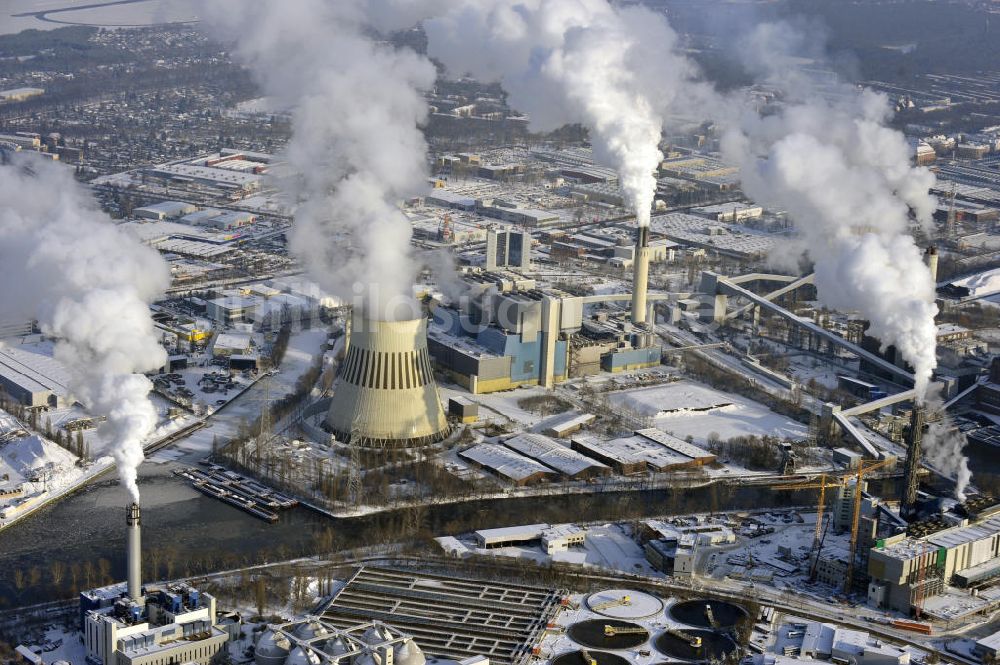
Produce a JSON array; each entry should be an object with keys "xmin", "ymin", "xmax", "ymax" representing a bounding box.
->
[
  {"xmin": 552, "ymin": 650, "xmax": 631, "ymax": 665},
  {"xmin": 568, "ymin": 619, "xmax": 649, "ymax": 650},
  {"xmin": 586, "ymin": 589, "xmax": 664, "ymax": 619},
  {"xmin": 654, "ymin": 629, "xmax": 737, "ymax": 663},
  {"xmin": 668, "ymin": 599, "xmax": 748, "ymax": 630}
]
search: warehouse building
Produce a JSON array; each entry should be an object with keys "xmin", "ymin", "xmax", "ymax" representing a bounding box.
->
[
  {"xmin": 570, "ymin": 433, "xmax": 695, "ymax": 474},
  {"xmin": 459, "ymin": 443, "xmax": 555, "ymax": 485},
  {"xmin": 134, "ymin": 201, "xmax": 198, "ymax": 221},
  {"xmin": 502, "ymin": 432, "xmax": 610, "ymax": 479},
  {"xmin": 0, "ymin": 346, "xmax": 73, "ymax": 408}
]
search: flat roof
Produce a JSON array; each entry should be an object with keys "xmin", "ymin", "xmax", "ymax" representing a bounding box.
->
[
  {"xmin": 572, "ymin": 433, "xmax": 692, "ymax": 470},
  {"xmin": 0, "ymin": 346, "xmax": 72, "ymax": 397},
  {"xmin": 475, "ymin": 523, "xmax": 549, "ymax": 543},
  {"xmin": 503, "ymin": 433, "xmax": 607, "ymax": 477},
  {"xmin": 926, "ymin": 515, "xmax": 1000, "ymax": 550},
  {"xmin": 459, "ymin": 443, "xmax": 554, "ymax": 482},
  {"xmin": 635, "ymin": 428, "xmax": 715, "ymax": 460}
]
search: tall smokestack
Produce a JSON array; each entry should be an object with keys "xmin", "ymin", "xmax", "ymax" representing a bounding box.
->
[
  {"xmin": 924, "ymin": 245, "xmax": 938, "ymax": 285},
  {"xmin": 631, "ymin": 226, "xmax": 651, "ymax": 325},
  {"xmin": 126, "ymin": 502, "xmax": 142, "ymax": 601},
  {"xmin": 902, "ymin": 407, "xmax": 925, "ymax": 519}
]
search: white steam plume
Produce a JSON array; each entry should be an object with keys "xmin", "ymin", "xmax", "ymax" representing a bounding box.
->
[
  {"xmin": 720, "ymin": 24, "xmax": 938, "ymax": 399},
  {"xmin": 201, "ymin": 0, "xmax": 436, "ymax": 322},
  {"xmin": 0, "ymin": 154, "xmax": 169, "ymax": 502},
  {"xmin": 923, "ymin": 417, "xmax": 972, "ymax": 502},
  {"xmin": 424, "ymin": 0, "xmax": 704, "ymax": 226}
]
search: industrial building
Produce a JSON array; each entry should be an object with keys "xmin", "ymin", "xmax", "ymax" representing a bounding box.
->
[
  {"xmin": 501, "ymin": 432, "xmax": 610, "ymax": 479},
  {"xmin": 486, "ymin": 226, "xmax": 531, "ymax": 271},
  {"xmin": 320, "ymin": 567, "xmax": 562, "ymax": 665},
  {"xmin": 459, "ymin": 443, "xmax": 556, "ymax": 485},
  {"xmin": 0, "ymin": 346, "xmax": 74, "ymax": 408},
  {"xmin": 427, "ymin": 264, "xmax": 661, "ymax": 392},
  {"xmin": 134, "ymin": 201, "xmax": 199, "ymax": 221},
  {"xmin": 0, "ymin": 87, "xmax": 45, "ymax": 103},
  {"xmin": 325, "ymin": 315, "xmax": 450, "ymax": 448},
  {"xmin": 570, "ymin": 430, "xmax": 714, "ymax": 474},
  {"xmin": 80, "ymin": 505, "xmax": 229, "ymax": 665},
  {"xmin": 867, "ymin": 499, "xmax": 1000, "ymax": 614}
]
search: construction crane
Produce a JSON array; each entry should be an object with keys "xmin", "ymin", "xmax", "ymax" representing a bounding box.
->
[
  {"xmin": 591, "ymin": 595, "xmax": 631, "ymax": 611},
  {"xmin": 667, "ymin": 629, "xmax": 703, "ymax": 648},
  {"xmin": 844, "ymin": 458, "xmax": 894, "ymax": 592},
  {"xmin": 604, "ymin": 625, "xmax": 647, "ymax": 637},
  {"xmin": 770, "ymin": 458, "xmax": 895, "ymax": 591},
  {"xmin": 768, "ymin": 473, "xmax": 847, "ymax": 579}
]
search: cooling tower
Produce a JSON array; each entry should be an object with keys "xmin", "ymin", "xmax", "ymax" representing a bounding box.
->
[{"xmin": 325, "ymin": 315, "xmax": 449, "ymax": 447}]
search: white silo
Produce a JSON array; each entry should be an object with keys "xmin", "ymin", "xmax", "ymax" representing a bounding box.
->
[{"xmin": 325, "ymin": 314, "xmax": 449, "ymax": 447}]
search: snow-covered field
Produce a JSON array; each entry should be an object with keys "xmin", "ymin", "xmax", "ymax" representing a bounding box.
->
[
  {"xmin": 953, "ymin": 266, "xmax": 1000, "ymax": 299},
  {"xmin": 608, "ymin": 380, "xmax": 809, "ymax": 443}
]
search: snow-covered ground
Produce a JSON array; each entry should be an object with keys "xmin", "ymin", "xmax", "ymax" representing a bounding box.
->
[
  {"xmin": 607, "ymin": 380, "xmax": 809, "ymax": 443},
  {"xmin": 953, "ymin": 266, "xmax": 1000, "ymax": 299}
]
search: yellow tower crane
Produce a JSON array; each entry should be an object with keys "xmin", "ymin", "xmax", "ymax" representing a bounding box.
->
[
  {"xmin": 768, "ymin": 473, "xmax": 847, "ymax": 578},
  {"xmin": 770, "ymin": 458, "xmax": 895, "ymax": 593}
]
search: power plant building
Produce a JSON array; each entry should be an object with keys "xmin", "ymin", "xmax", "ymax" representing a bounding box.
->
[
  {"xmin": 80, "ymin": 505, "xmax": 229, "ymax": 665},
  {"xmin": 427, "ymin": 273, "xmax": 661, "ymax": 393},
  {"xmin": 486, "ymin": 227, "xmax": 530, "ymax": 271},
  {"xmin": 868, "ymin": 508, "xmax": 1000, "ymax": 614}
]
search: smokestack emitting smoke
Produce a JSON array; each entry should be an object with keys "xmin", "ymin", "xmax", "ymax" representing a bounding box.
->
[
  {"xmin": 0, "ymin": 155, "xmax": 169, "ymax": 502},
  {"xmin": 631, "ymin": 226, "xmax": 651, "ymax": 325},
  {"xmin": 201, "ymin": 0, "xmax": 436, "ymax": 322},
  {"xmin": 925, "ymin": 245, "xmax": 939, "ymax": 284},
  {"xmin": 721, "ymin": 86, "xmax": 939, "ymax": 400},
  {"xmin": 126, "ymin": 502, "xmax": 142, "ymax": 600},
  {"xmin": 424, "ymin": 0, "xmax": 702, "ymax": 227}
]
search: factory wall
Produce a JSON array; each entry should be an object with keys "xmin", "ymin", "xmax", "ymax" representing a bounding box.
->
[{"xmin": 601, "ymin": 346, "xmax": 661, "ymax": 373}]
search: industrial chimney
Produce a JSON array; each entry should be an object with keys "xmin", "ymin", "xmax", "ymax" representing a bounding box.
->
[
  {"xmin": 126, "ymin": 502, "xmax": 142, "ymax": 601},
  {"xmin": 325, "ymin": 314, "xmax": 449, "ymax": 448},
  {"xmin": 901, "ymin": 407, "xmax": 925, "ymax": 519},
  {"xmin": 924, "ymin": 245, "xmax": 939, "ymax": 284},
  {"xmin": 631, "ymin": 226, "xmax": 651, "ymax": 325}
]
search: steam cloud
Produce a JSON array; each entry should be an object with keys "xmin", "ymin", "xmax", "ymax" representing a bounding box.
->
[
  {"xmin": 201, "ymin": 0, "xmax": 436, "ymax": 321},
  {"xmin": 424, "ymin": 0, "xmax": 703, "ymax": 226},
  {"xmin": 720, "ymin": 24, "xmax": 939, "ymax": 399},
  {"xmin": 923, "ymin": 418, "xmax": 972, "ymax": 502},
  {"xmin": 0, "ymin": 154, "xmax": 169, "ymax": 502}
]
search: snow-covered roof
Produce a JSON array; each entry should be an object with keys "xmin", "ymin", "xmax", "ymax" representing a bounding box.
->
[
  {"xmin": 459, "ymin": 444, "xmax": 554, "ymax": 482},
  {"xmin": 502, "ymin": 433, "xmax": 607, "ymax": 477}
]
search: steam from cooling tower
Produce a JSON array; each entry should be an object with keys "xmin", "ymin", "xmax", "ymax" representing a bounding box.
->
[
  {"xmin": 200, "ymin": 0, "xmax": 437, "ymax": 321},
  {"xmin": 719, "ymin": 23, "xmax": 939, "ymax": 400},
  {"xmin": 0, "ymin": 154, "xmax": 170, "ymax": 502},
  {"xmin": 424, "ymin": 0, "xmax": 705, "ymax": 227}
]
